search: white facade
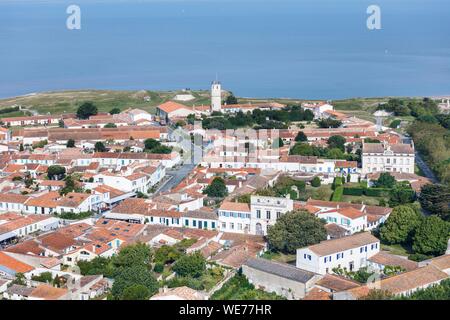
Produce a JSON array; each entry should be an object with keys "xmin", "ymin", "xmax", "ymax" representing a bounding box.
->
[
  {"xmin": 362, "ymin": 143, "xmax": 415, "ymax": 175},
  {"xmin": 296, "ymin": 233, "xmax": 380, "ymax": 275},
  {"xmin": 218, "ymin": 205, "xmax": 252, "ymax": 234},
  {"xmin": 250, "ymin": 195, "xmax": 294, "ymax": 236}
]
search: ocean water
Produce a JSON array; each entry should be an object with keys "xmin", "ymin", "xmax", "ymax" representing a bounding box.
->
[{"xmin": 0, "ymin": 0, "xmax": 449, "ymax": 99}]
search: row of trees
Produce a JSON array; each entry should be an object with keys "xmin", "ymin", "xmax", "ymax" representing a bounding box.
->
[
  {"xmin": 408, "ymin": 121, "xmax": 450, "ymax": 184},
  {"xmin": 290, "ymin": 135, "xmax": 359, "ymax": 162},
  {"xmin": 201, "ymin": 105, "xmax": 315, "ymax": 130}
]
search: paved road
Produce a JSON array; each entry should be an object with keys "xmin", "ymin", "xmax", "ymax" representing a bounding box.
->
[
  {"xmin": 157, "ymin": 163, "xmax": 196, "ymax": 194},
  {"xmin": 415, "ymin": 152, "xmax": 438, "ymax": 183},
  {"xmin": 399, "ymin": 133, "xmax": 438, "ymax": 183}
]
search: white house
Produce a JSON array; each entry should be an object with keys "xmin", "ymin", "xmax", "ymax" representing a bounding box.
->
[
  {"xmin": 316, "ymin": 207, "xmax": 368, "ymax": 234},
  {"xmin": 362, "ymin": 142, "xmax": 415, "ymax": 175},
  {"xmin": 296, "ymin": 232, "xmax": 380, "ymax": 275},
  {"xmin": 250, "ymin": 195, "xmax": 294, "ymax": 236},
  {"xmin": 218, "ymin": 201, "xmax": 252, "ymax": 234},
  {"xmin": 302, "ymin": 102, "xmax": 334, "ymax": 119}
]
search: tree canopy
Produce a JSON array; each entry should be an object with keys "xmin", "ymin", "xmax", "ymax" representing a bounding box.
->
[
  {"xmin": 327, "ymin": 135, "xmax": 346, "ymax": 151},
  {"xmin": 172, "ymin": 252, "xmax": 206, "ymax": 278},
  {"xmin": 419, "ymin": 184, "xmax": 450, "ymax": 221},
  {"xmin": 109, "ymin": 107, "xmax": 121, "ymax": 115},
  {"xmin": 267, "ymin": 210, "xmax": 327, "ymax": 254},
  {"xmin": 94, "ymin": 141, "xmax": 107, "ymax": 152},
  {"xmin": 379, "ymin": 205, "xmax": 423, "ymax": 245},
  {"xmin": 295, "ymin": 131, "xmax": 308, "ymax": 142},
  {"xmin": 412, "ymin": 216, "xmax": 450, "ymax": 256},
  {"xmin": 76, "ymin": 102, "xmax": 98, "ymax": 119},
  {"xmin": 203, "ymin": 177, "xmax": 228, "ymax": 198},
  {"xmin": 47, "ymin": 165, "xmax": 66, "ymax": 180},
  {"xmin": 66, "ymin": 139, "xmax": 75, "ymax": 148}
]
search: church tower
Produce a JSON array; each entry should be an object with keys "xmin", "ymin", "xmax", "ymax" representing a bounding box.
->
[{"xmin": 211, "ymin": 81, "xmax": 222, "ymax": 112}]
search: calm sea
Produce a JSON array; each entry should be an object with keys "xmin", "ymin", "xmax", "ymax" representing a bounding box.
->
[{"xmin": 0, "ymin": 0, "xmax": 449, "ymax": 99}]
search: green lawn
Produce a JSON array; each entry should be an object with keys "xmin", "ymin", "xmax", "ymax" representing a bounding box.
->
[
  {"xmin": 260, "ymin": 251, "xmax": 296, "ymax": 264},
  {"xmin": 341, "ymin": 194, "xmax": 387, "ymax": 206},
  {"xmin": 380, "ymin": 243, "xmax": 413, "ymax": 257},
  {"xmin": 210, "ymin": 273, "xmax": 285, "ymax": 300}
]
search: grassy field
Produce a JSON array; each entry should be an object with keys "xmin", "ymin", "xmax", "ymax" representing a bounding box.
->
[
  {"xmin": 0, "ymin": 89, "xmax": 214, "ymax": 116},
  {"xmin": 260, "ymin": 251, "xmax": 297, "ymax": 264},
  {"xmin": 0, "ymin": 89, "xmax": 409, "ymax": 118},
  {"xmin": 381, "ymin": 243, "xmax": 413, "ymax": 257}
]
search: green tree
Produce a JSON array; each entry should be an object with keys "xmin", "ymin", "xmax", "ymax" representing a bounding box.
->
[
  {"xmin": 388, "ymin": 185, "xmax": 415, "ymax": 207},
  {"xmin": 120, "ymin": 284, "xmax": 151, "ymax": 300},
  {"xmin": 149, "ymin": 145, "xmax": 172, "ymax": 154},
  {"xmin": 47, "ymin": 165, "xmax": 66, "ymax": 180},
  {"xmin": 110, "ymin": 107, "xmax": 121, "ymax": 115},
  {"xmin": 327, "ymin": 135, "xmax": 346, "ymax": 151},
  {"xmin": 114, "ymin": 243, "xmax": 153, "ymax": 269},
  {"xmin": 203, "ymin": 177, "xmax": 228, "ymax": 198},
  {"xmin": 389, "ymin": 119, "xmax": 401, "ymax": 129},
  {"xmin": 111, "ymin": 265, "xmax": 158, "ymax": 299},
  {"xmin": 412, "ymin": 216, "xmax": 450, "ymax": 256},
  {"xmin": 104, "ymin": 123, "xmax": 117, "ymax": 128},
  {"xmin": 78, "ymin": 257, "xmax": 115, "ymax": 278},
  {"xmin": 295, "ymin": 131, "xmax": 307, "ymax": 142},
  {"xmin": 375, "ymin": 173, "xmax": 396, "ymax": 189},
  {"xmin": 325, "ymin": 148, "xmax": 346, "ymax": 159},
  {"xmin": 12, "ymin": 273, "xmax": 26, "ymax": 286},
  {"xmin": 154, "ymin": 245, "xmax": 181, "ymax": 265},
  {"xmin": 225, "ymin": 93, "xmax": 238, "ymax": 105},
  {"xmin": 311, "ymin": 176, "xmax": 321, "ymax": 187},
  {"xmin": 267, "ymin": 210, "xmax": 327, "ymax": 254},
  {"xmin": 76, "ymin": 102, "xmax": 98, "ymax": 119},
  {"xmin": 379, "ymin": 205, "xmax": 423, "ymax": 244},
  {"xmin": 19, "ymin": 143, "xmax": 24, "ymax": 151},
  {"xmin": 94, "ymin": 141, "xmax": 107, "ymax": 152},
  {"xmin": 172, "ymin": 253, "xmax": 206, "ymax": 278},
  {"xmin": 66, "ymin": 139, "xmax": 75, "ymax": 148},
  {"xmin": 31, "ymin": 272, "xmax": 53, "ymax": 283},
  {"xmin": 144, "ymin": 138, "xmax": 160, "ymax": 151},
  {"xmin": 419, "ymin": 184, "xmax": 450, "ymax": 220}
]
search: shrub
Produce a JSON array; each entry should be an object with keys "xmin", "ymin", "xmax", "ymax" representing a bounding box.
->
[
  {"xmin": 153, "ymin": 263, "xmax": 164, "ymax": 273},
  {"xmin": 311, "ymin": 176, "xmax": 321, "ymax": 187}
]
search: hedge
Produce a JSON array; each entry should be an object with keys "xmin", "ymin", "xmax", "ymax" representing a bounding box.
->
[
  {"xmin": 332, "ymin": 177, "xmax": 343, "ymax": 190},
  {"xmin": 343, "ymin": 187, "xmax": 364, "ymax": 196},
  {"xmin": 331, "ymin": 186, "xmax": 344, "ymax": 202}
]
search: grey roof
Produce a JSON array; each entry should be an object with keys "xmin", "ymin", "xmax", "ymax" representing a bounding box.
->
[
  {"xmin": 244, "ymin": 258, "xmax": 316, "ymax": 283},
  {"xmin": 6, "ymin": 284, "xmax": 34, "ymax": 296},
  {"xmin": 182, "ymin": 210, "xmax": 218, "ymax": 220}
]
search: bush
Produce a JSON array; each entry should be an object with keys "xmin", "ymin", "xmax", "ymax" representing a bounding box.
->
[
  {"xmin": 389, "ymin": 119, "xmax": 402, "ymax": 128},
  {"xmin": 311, "ymin": 176, "xmax": 321, "ymax": 187},
  {"xmin": 153, "ymin": 263, "xmax": 164, "ymax": 273}
]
